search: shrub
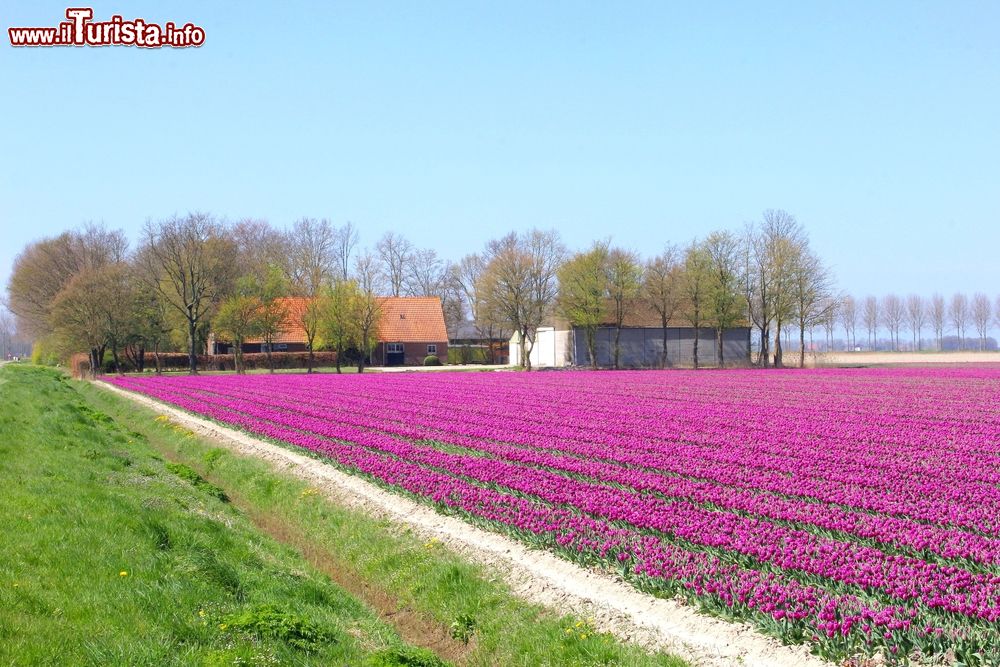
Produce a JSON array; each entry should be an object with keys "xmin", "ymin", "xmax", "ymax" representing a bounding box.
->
[
  {"xmin": 369, "ymin": 646, "xmax": 445, "ymax": 667},
  {"xmin": 165, "ymin": 461, "xmax": 229, "ymax": 502},
  {"xmin": 219, "ymin": 605, "xmax": 333, "ymax": 652},
  {"xmin": 423, "ymin": 355, "xmax": 442, "ymax": 366}
]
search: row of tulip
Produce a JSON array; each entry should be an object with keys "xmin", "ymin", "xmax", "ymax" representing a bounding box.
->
[{"xmin": 109, "ymin": 368, "xmax": 1000, "ymax": 663}]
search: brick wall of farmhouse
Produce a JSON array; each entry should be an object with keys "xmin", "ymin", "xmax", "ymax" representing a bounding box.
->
[{"xmin": 373, "ymin": 341, "xmax": 448, "ymax": 366}]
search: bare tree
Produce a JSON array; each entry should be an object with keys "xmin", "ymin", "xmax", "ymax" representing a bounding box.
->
[
  {"xmin": 748, "ymin": 210, "xmax": 806, "ymax": 367},
  {"xmin": 821, "ymin": 298, "xmax": 838, "ymax": 351},
  {"xmin": 790, "ymin": 248, "xmax": 834, "ymax": 367},
  {"xmin": 905, "ymin": 294, "xmax": 926, "ymax": 352},
  {"xmin": 929, "ymin": 293, "xmax": 946, "ymax": 351},
  {"xmin": 139, "ymin": 214, "xmax": 237, "ymax": 374},
  {"xmin": 643, "ymin": 245, "xmax": 682, "ymax": 368},
  {"xmin": 452, "ymin": 253, "xmax": 508, "ymax": 364},
  {"xmin": 949, "ymin": 293, "xmax": 969, "ymax": 350},
  {"xmin": 376, "ymin": 232, "xmax": 414, "ymax": 297},
  {"xmin": 0, "ymin": 308, "xmax": 14, "ymax": 360},
  {"xmin": 482, "ymin": 230, "xmax": 564, "ymax": 371},
  {"xmin": 881, "ymin": 294, "xmax": 904, "ymax": 352},
  {"xmin": 971, "ymin": 293, "xmax": 992, "ymax": 351},
  {"xmin": 232, "ymin": 218, "xmax": 286, "ymax": 286},
  {"xmin": 335, "ymin": 221, "xmax": 359, "ymax": 280},
  {"xmin": 606, "ymin": 247, "xmax": 643, "ymax": 369},
  {"xmin": 863, "ymin": 296, "xmax": 879, "ymax": 351},
  {"xmin": 285, "ymin": 218, "xmax": 338, "ymax": 296},
  {"xmin": 995, "ymin": 295, "xmax": 1000, "ymax": 338},
  {"xmin": 840, "ymin": 295, "xmax": 857, "ymax": 351},
  {"xmin": 284, "ymin": 218, "xmax": 340, "ymax": 372}
]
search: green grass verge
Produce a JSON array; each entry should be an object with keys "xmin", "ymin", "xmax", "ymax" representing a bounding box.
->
[
  {"xmin": 74, "ymin": 371, "xmax": 688, "ymax": 666},
  {"xmin": 0, "ymin": 365, "xmax": 445, "ymax": 666}
]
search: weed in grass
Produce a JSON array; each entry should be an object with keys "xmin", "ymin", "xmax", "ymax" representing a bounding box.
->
[
  {"xmin": 165, "ymin": 461, "xmax": 229, "ymax": 502},
  {"xmin": 219, "ymin": 604, "xmax": 334, "ymax": 652}
]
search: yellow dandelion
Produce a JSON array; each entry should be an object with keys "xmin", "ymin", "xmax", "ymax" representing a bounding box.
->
[
  {"xmin": 580, "ymin": 633, "xmax": 588, "ymax": 640},
  {"xmin": 219, "ymin": 623, "xmax": 228, "ymax": 630},
  {"xmin": 198, "ymin": 609, "xmax": 206, "ymax": 618},
  {"xmin": 564, "ymin": 628, "xmax": 573, "ymax": 635},
  {"xmin": 575, "ymin": 621, "xmax": 584, "ymax": 628},
  {"xmin": 119, "ymin": 571, "xmax": 128, "ymax": 577}
]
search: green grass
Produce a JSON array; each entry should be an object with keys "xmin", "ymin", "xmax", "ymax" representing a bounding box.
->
[
  {"xmin": 2, "ymin": 364, "xmax": 688, "ymax": 666},
  {"xmin": 0, "ymin": 365, "xmax": 444, "ymax": 666}
]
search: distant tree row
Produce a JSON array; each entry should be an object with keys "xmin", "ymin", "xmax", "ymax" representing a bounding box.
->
[
  {"xmin": 7, "ymin": 209, "xmax": 838, "ymax": 373},
  {"xmin": 830, "ymin": 292, "xmax": 1000, "ymax": 353}
]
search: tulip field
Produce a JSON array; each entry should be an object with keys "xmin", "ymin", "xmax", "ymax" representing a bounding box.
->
[{"xmin": 109, "ymin": 368, "xmax": 1000, "ymax": 664}]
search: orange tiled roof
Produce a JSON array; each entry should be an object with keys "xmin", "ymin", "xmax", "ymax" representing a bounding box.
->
[
  {"xmin": 377, "ymin": 296, "xmax": 448, "ymax": 342},
  {"xmin": 241, "ymin": 296, "xmax": 447, "ymax": 344}
]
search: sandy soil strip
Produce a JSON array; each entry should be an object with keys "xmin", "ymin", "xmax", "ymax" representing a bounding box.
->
[{"xmin": 100, "ymin": 381, "xmax": 829, "ymax": 667}]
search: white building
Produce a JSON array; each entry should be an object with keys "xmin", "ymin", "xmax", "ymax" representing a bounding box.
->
[{"xmin": 508, "ymin": 327, "xmax": 573, "ymax": 368}]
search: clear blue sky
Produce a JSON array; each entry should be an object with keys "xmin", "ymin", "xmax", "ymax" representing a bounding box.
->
[{"xmin": 2, "ymin": 1, "xmax": 998, "ymax": 299}]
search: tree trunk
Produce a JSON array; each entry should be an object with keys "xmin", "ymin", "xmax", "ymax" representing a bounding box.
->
[
  {"xmin": 306, "ymin": 337, "xmax": 315, "ymax": 374},
  {"xmin": 518, "ymin": 328, "xmax": 531, "ymax": 371},
  {"xmin": 716, "ymin": 327, "xmax": 724, "ymax": 368},
  {"xmin": 692, "ymin": 327, "xmax": 700, "ymax": 370},
  {"xmin": 773, "ymin": 322, "xmax": 783, "ymax": 368},
  {"xmin": 660, "ymin": 321, "xmax": 669, "ymax": 369},
  {"xmin": 335, "ymin": 343, "xmax": 342, "ymax": 373},
  {"xmin": 356, "ymin": 335, "xmax": 368, "ymax": 373},
  {"xmin": 586, "ymin": 328, "xmax": 597, "ymax": 369},
  {"xmin": 613, "ymin": 326, "xmax": 622, "ymax": 369},
  {"xmin": 112, "ymin": 346, "xmax": 122, "ymax": 375},
  {"xmin": 187, "ymin": 316, "xmax": 198, "ymax": 375},
  {"xmin": 758, "ymin": 325, "xmax": 769, "ymax": 368},
  {"xmin": 153, "ymin": 339, "xmax": 162, "ymax": 375},
  {"xmin": 799, "ymin": 326, "xmax": 806, "ymax": 369}
]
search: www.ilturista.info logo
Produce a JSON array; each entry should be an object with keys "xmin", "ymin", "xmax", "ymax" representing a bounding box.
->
[{"xmin": 8, "ymin": 8, "xmax": 205, "ymax": 48}]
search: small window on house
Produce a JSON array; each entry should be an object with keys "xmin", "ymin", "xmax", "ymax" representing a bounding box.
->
[
  {"xmin": 387, "ymin": 343, "xmax": 404, "ymax": 353},
  {"xmin": 427, "ymin": 344, "xmax": 437, "ymax": 354}
]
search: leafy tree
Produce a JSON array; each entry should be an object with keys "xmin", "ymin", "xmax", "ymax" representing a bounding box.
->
[
  {"xmin": 214, "ymin": 293, "xmax": 263, "ymax": 374},
  {"xmin": 353, "ymin": 252, "xmax": 382, "ymax": 372},
  {"xmin": 702, "ymin": 231, "xmax": 744, "ymax": 367},
  {"xmin": 681, "ymin": 243, "xmax": 712, "ymax": 369},
  {"xmin": 557, "ymin": 242, "xmax": 609, "ymax": 369},
  {"xmin": 256, "ymin": 267, "xmax": 290, "ymax": 373},
  {"xmin": 319, "ymin": 278, "xmax": 360, "ymax": 373}
]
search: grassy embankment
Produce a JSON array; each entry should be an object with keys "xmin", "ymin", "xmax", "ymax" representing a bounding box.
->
[{"xmin": 1, "ymin": 365, "xmax": 687, "ymax": 667}]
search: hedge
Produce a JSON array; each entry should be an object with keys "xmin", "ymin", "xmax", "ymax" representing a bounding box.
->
[{"xmin": 72, "ymin": 351, "xmax": 341, "ymax": 377}]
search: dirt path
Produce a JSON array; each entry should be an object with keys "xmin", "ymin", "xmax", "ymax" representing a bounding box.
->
[{"xmin": 100, "ymin": 382, "xmax": 829, "ymax": 667}]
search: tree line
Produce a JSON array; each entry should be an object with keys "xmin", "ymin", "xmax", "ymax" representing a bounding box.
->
[
  {"xmin": 7, "ymin": 209, "xmax": 839, "ymax": 374},
  {"xmin": 826, "ymin": 292, "xmax": 1000, "ymax": 353}
]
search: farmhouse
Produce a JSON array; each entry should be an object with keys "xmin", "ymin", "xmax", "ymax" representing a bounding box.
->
[
  {"xmin": 371, "ymin": 296, "xmax": 449, "ymax": 366},
  {"xmin": 208, "ymin": 296, "xmax": 449, "ymax": 366},
  {"xmin": 509, "ymin": 308, "xmax": 751, "ymax": 368}
]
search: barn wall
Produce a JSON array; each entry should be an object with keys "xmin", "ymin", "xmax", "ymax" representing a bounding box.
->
[{"xmin": 573, "ymin": 327, "xmax": 750, "ymax": 368}]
